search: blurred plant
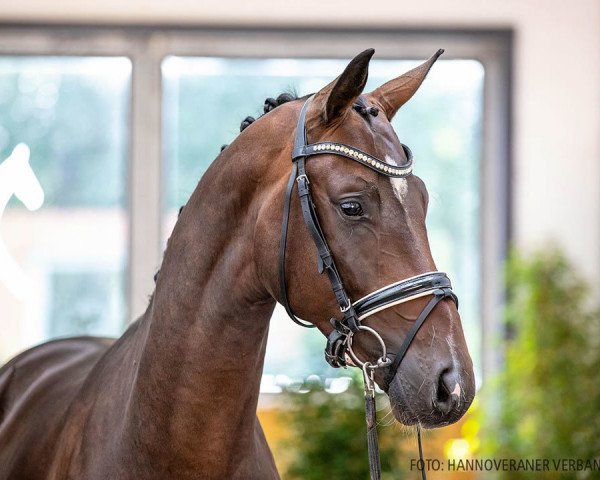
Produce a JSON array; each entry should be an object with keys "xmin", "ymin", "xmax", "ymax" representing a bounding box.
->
[
  {"xmin": 479, "ymin": 248, "xmax": 600, "ymax": 479},
  {"xmin": 280, "ymin": 371, "xmax": 410, "ymax": 480}
]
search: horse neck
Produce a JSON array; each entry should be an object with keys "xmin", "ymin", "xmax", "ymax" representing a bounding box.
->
[{"xmin": 122, "ymin": 118, "xmax": 288, "ymax": 472}]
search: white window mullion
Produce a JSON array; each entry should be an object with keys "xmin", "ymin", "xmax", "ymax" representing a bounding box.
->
[
  {"xmin": 128, "ymin": 41, "xmax": 163, "ymax": 322},
  {"xmin": 480, "ymin": 41, "xmax": 512, "ymax": 381}
]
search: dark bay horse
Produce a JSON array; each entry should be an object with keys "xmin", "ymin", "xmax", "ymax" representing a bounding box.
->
[{"xmin": 0, "ymin": 49, "xmax": 475, "ymax": 479}]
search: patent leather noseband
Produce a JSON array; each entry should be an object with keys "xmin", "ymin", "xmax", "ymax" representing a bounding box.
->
[{"xmin": 278, "ymin": 96, "xmax": 458, "ymax": 480}]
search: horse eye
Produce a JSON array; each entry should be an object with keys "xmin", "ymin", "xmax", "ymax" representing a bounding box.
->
[{"xmin": 340, "ymin": 201, "xmax": 363, "ymax": 217}]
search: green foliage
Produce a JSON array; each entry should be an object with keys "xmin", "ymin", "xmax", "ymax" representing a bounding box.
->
[
  {"xmin": 479, "ymin": 248, "xmax": 600, "ymax": 479},
  {"xmin": 281, "ymin": 373, "xmax": 408, "ymax": 480}
]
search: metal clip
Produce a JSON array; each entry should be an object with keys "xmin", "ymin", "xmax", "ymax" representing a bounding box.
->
[{"xmin": 362, "ymin": 362, "xmax": 375, "ymax": 397}]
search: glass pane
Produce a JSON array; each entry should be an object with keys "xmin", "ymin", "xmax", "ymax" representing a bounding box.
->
[
  {"xmin": 162, "ymin": 57, "xmax": 483, "ymax": 385},
  {"xmin": 0, "ymin": 57, "xmax": 130, "ymax": 362}
]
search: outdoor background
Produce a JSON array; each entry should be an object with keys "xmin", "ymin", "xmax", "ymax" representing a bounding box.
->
[{"xmin": 0, "ymin": 1, "xmax": 598, "ymax": 478}]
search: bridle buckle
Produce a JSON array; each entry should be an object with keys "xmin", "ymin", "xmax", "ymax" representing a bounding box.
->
[
  {"xmin": 340, "ymin": 302, "xmax": 351, "ymax": 313},
  {"xmin": 296, "ymin": 174, "xmax": 309, "ymax": 185}
]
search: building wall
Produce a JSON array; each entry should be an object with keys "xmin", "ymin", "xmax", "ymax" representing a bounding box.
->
[{"xmin": 2, "ymin": 0, "xmax": 599, "ymax": 286}]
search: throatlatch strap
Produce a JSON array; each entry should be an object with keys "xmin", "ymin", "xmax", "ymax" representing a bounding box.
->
[{"xmin": 278, "ymin": 160, "xmax": 314, "ymax": 328}]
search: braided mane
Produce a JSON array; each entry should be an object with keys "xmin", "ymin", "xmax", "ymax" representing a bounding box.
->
[{"xmin": 220, "ymin": 92, "xmax": 298, "ymax": 152}]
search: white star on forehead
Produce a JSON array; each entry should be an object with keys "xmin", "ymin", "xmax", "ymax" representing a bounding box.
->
[{"xmin": 386, "ymin": 154, "xmax": 408, "ymax": 201}]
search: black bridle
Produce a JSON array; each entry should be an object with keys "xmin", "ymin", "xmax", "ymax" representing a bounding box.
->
[{"xmin": 278, "ymin": 96, "xmax": 458, "ymax": 480}]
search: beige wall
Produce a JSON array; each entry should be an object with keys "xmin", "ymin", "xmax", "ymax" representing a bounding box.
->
[{"xmin": 2, "ymin": 0, "xmax": 599, "ymax": 285}]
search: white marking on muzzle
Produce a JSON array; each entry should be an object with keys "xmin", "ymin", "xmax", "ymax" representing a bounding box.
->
[{"xmin": 452, "ymin": 383, "xmax": 461, "ymax": 396}]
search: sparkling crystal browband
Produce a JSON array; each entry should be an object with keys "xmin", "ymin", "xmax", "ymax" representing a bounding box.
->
[{"xmin": 292, "ymin": 141, "xmax": 414, "ymax": 178}]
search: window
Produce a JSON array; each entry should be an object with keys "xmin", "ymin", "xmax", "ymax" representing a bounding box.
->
[
  {"xmin": 0, "ymin": 27, "xmax": 510, "ymax": 386},
  {"xmin": 0, "ymin": 56, "xmax": 130, "ymax": 360}
]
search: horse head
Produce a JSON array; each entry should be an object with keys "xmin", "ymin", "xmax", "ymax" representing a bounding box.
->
[{"xmin": 255, "ymin": 49, "xmax": 475, "ymax": 428}]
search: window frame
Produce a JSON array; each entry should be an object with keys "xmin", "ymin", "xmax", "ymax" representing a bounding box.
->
[{"xmin": 0, "ymin": 24, "xmax": 511, "ymax": 380}]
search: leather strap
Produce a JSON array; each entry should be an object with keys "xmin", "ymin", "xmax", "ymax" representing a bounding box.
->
[
  {"xmin": 354, "ymin": 272, "xmax": 457, "ymax": 321},
  {"xmin": 417, "ymin": 425, "xmax": 427, "ymax": 480},
  {"xmin": 293, "ymin": 141, "xmax": 413, "ymax": 178},
  {"xmin": 365, "ymin": 392, "xmax": 381, "ymax": 480},
  {"xmin": 296, "ymin": 157, "xmax": 355, "ymax": 317},
  {"xmin": 278, "ymin": 160, "xmax": 314, "ymax": 328},
  {"xmin": 383, "ymin": 288, "xmax": 457, "ymax": 390}
]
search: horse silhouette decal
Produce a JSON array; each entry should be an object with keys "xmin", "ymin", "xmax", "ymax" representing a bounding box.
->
[{"xmin": 0, "ymin": 143, "xmax": 44, "ymax": 300}]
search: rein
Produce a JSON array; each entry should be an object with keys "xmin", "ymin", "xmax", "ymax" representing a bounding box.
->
[{"xmin": 279, "ymin": 96, "xmax": 458, "ymax": 480}]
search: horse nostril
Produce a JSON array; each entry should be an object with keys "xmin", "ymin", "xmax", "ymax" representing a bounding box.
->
[{"xmin": 433, "ymin": 367, "xmax": 460, "ymax": 415}]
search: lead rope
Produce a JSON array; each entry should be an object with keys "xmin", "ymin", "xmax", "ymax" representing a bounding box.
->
[
  {"xmin": 363, "ymin": 365, "xmax": 428, "ymax": 480},
  {"xmin": 363, "ymin": 364, "xmax": 381, "ymax": 480}
]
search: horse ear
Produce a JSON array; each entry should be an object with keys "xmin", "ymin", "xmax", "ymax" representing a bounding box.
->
[
  {"xmin": 369, "ymin": 49, "xmax": 444, "ymax": 120},
  {"xmin": 312, "ymin": 48, "xmax": 375, "ymax": 125}
]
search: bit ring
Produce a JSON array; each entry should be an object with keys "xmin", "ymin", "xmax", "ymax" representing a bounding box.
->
[{"xmin": 346, "ymin": 325, "xmax": 391, "ymax": 368}]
